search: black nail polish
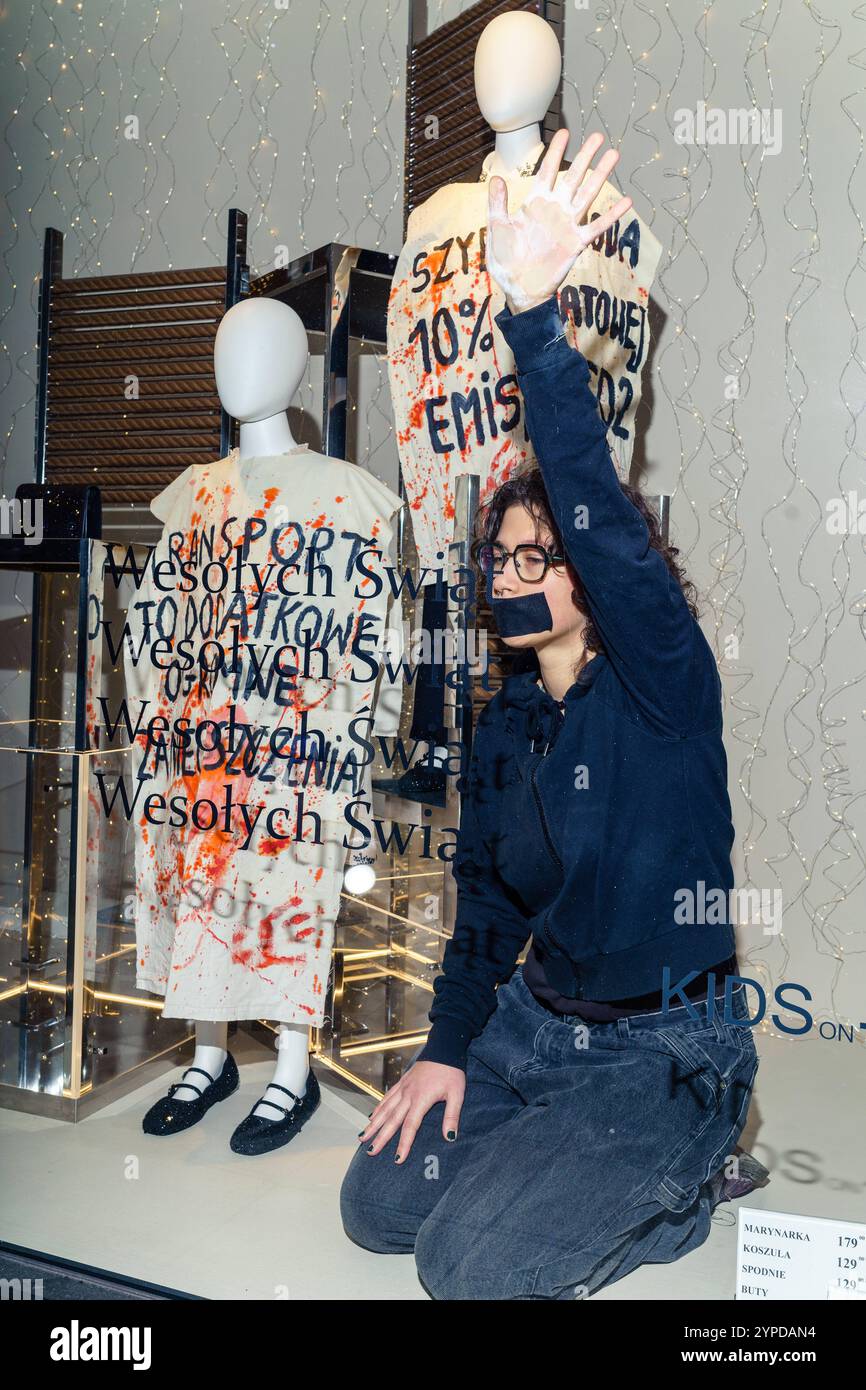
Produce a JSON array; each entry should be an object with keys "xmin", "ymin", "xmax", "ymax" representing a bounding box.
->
[
  {"xmin": 394, "ymin": 1153, "xmax": 401, "ymax": 1163},
  {"xmin": 446, "ymin": 1130, "xmax": 457, "ymax": 1141},
  {"xmin": 358, "ymin": 1131, "xmax": 365, "ymax": 1138}
]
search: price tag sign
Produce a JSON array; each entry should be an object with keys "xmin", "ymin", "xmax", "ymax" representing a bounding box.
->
[{"xmin": 736, "ymin": 1207, "xmax": 866, "ymax": 1299}]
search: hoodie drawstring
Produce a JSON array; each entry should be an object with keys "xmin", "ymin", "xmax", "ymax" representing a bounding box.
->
[{"xmin": 526, "ymin": 697, "xmax": 566, "ymax": 756}]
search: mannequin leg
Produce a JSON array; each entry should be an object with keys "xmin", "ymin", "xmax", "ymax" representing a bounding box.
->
[
  {"xmin": 251, "ymin": 1022, "xmax": 310, "ymax": 1119},
  {"xmin": 171, "ymin": 1021, "xmax": 228, "ymax": 1102}
]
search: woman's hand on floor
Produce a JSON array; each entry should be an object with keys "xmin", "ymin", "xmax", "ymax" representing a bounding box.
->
[
  {"xmin": 486, "ymin": 126, "xmax": 633, "ymax": 315},
  {"xmin": 358, "ymin": 1060, "xmax": 466, "ymax": 1163}
]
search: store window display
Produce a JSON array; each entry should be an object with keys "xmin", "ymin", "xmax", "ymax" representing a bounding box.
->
[
  {"xmin": 120, "ymin": 296, "xmax": 402, "ymax": 1155},
  {"xmin": 340, "ymin": 129, "xmax": 767, "ymax": 1301}
]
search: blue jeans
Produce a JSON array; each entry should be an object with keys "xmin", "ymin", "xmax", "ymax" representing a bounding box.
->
[{"xmin": 340, "ymin": 965, "xmax": 760, "ymax": 1300}]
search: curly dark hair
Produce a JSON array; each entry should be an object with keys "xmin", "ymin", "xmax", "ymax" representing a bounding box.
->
[{"xmin": 472, "ymin": 466, "xmax": 701, "ymax": 677}]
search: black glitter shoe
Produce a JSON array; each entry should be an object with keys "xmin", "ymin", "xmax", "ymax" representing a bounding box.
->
[
  {"xmin": 142, "ymin": 1052, "xmax": 239, "ymax": 1136},
  {"xmin": 229, "ymin": 1066, "xmax": 321, "ymax": 1156}
]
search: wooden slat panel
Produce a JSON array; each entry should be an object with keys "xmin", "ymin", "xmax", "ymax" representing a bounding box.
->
[
  {"xmin": 48, "ymin": 379, "xmax": 220, "ymax": 404},
  {"xmin": 47, "ymin": 409, "xmax": 221, "ymax": 434},
  {"xmin": 50, "ymin": 284, "xmax": 225, "ymax": 312},
  {"xmin": 47, "ymin": 433, "xmax": 220, "ymax": 458},
  {"xmin": 409, "ymin": 65, "xmax": 480, "ymax": 108},
  {"xmin": 42, "ymin": 229, "xmax": 242, "ymax": 502},
  {"xmin": 49, "ymin": 322, "xmax": 219, "ymax": 347},
  {"xmin": 52, "ymin": 266, "xmax": 227, "ymax": 295},
  {"xmin": 48, "ymin": 342, "xmax": 216, "ymax": 369},
  {"xmin": 50, "ymin": 303, "xmax": 224, "ymax": 331},
  {"xmin": 50, "ymin": 451, "xmax": 219, "ymax": 476}
]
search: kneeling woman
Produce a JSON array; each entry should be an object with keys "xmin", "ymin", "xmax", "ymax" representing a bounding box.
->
[{"xmin": 340, "ymin": 130, "xmax": 766, "ymax": 1300}]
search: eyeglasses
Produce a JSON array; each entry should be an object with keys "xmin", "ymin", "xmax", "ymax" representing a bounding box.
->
[{"xmin": 471, "ymin": 539, "xmax": 566, "ymax": 584}]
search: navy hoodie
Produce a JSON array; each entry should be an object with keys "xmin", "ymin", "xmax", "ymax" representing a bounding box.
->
[{"xmin": 416, "ymin": 291, "xmax": 737, "ymax": 1072}]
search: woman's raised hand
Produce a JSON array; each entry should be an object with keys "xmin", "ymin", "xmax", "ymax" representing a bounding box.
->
[{"xmin": 486, "ymin": 128, "xmax": 633, "ymax": 314}]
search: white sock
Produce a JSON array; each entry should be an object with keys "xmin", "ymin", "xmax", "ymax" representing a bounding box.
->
[
  {"xmin": 253, "ymin": 1026, "xmax": 309, "ymax": 1121},
  {"xmin": 172, "ymin": 1044, "xmax": 227, "ymax": 1102}
]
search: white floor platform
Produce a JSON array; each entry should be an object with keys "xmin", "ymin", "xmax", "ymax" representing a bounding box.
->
[{"xmin": 1, "ymin": 1025, "xmax": 862, "ymax": 1301}]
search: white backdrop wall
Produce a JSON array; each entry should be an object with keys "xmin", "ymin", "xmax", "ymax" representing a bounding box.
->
[{"xmin": 0, "ymin": 0, "xmax": 864, "ymax": 1040}]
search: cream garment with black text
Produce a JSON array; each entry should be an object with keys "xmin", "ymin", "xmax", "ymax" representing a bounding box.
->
[
  {"xmin": 387, "ymin": 149, "xmax": 662, "ymax": 576},
  {"xmin": 123, "ymin": 444, "xmax": 403, "ymax": 1025}
]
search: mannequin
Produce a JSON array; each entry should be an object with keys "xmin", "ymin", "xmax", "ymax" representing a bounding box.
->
[
  {"xmin": 382, "ymin": 10, "xmax": 661, "ymax": 803},
  {"xmin": 121, "ymin": 297, "xmax": 403, "ymax": 1152},
  {"xmin": 169, "ymin": 299, "xmax": 312, "ymax": 1125},
  {"xmin": 473, "ymin": 10, "xmax": 560, "ymax": 180}
]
